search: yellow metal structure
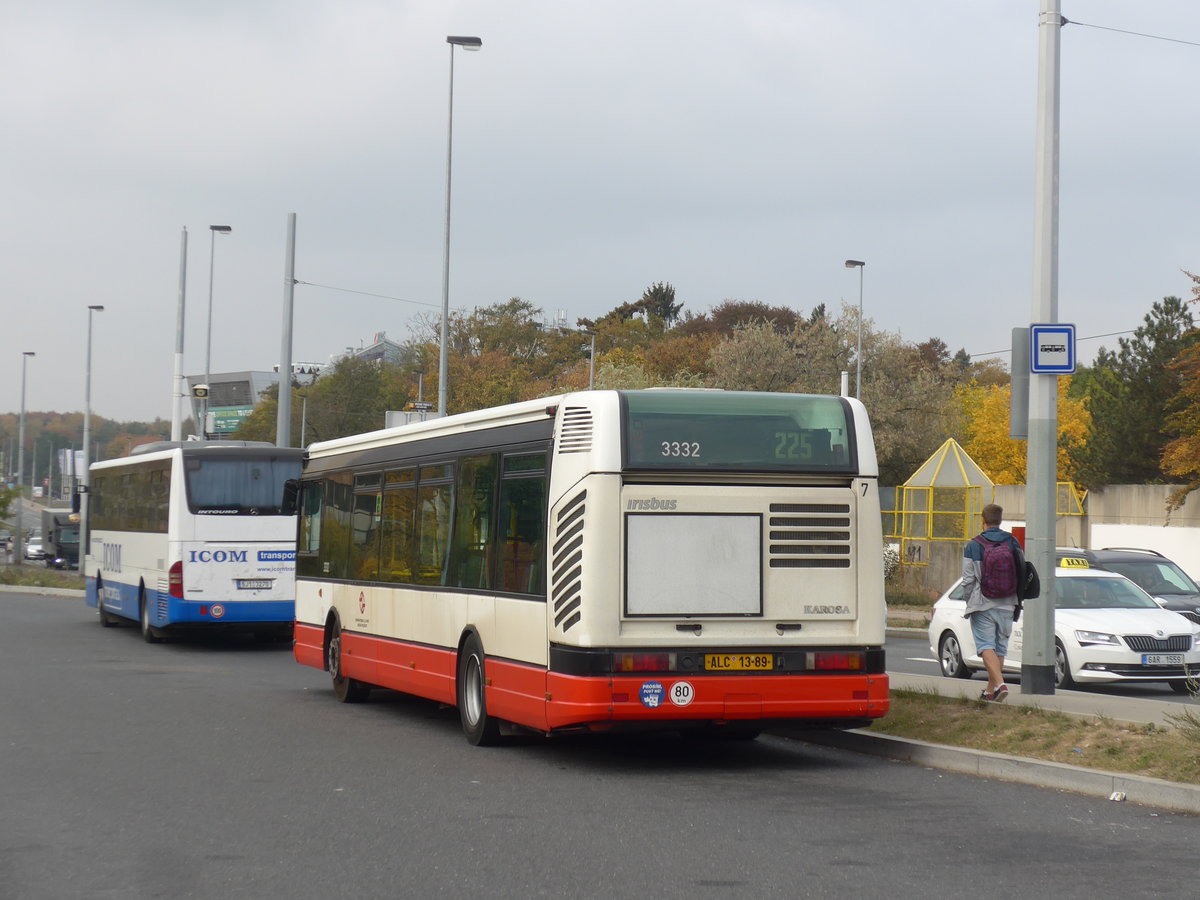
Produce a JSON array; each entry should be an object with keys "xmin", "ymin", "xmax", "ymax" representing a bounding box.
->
[{"xmin": 883, "ymin": 439, "xmax": 1087, "ymax": 567}]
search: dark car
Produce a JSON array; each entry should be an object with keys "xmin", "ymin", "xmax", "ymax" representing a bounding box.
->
[{"xmin": 1055, "ymin": 547, "xmax": 1200, "ymax": 625}]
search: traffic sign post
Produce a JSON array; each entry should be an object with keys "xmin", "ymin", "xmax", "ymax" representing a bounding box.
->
[{"xmin": 1030, "ymin": 323, "xmax": 1076, "ymax": 374}]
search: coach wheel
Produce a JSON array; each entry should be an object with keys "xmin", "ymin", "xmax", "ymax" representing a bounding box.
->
[
  {"xmin": 938, "ymin": 632, "xmax": 972, "ymax": 679},
  {"xmin": 328, "ymin": 620, "xmax": 370, "ymax": 703},
  {"xmin": 96, "ymin": 576, "xmax": 115, "ymax": 628},
  {"xmin": 139, "ymin": 590, "xmax": 163, "ymax": 644},
  {"xmin": 1053, "ymin": 641, "xmax": 1076, "ymax": 689},
  {"xmin": 457, "ymin": 633, "xmax": 501, "ymax": 746}
]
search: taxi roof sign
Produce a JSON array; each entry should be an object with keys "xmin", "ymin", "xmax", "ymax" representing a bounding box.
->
[{"xmin": 1058, "ymin": 555, "xmax": 1090, "ymax": 568}]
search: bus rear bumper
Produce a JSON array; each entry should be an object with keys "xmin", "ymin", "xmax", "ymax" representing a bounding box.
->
[{"xmin": 545, "ymin": 671, "xmax": 889, "ymax": 730}]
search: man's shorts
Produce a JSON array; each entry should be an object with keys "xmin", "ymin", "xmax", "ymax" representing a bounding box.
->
[{"xmin": 969, "ymin": 607, "xmax": 1013, "ymax": 657}]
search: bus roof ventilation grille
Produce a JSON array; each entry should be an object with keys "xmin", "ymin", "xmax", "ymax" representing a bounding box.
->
[{"xmin": 557, "ymin": 407, "xmax": 593, "ymax": 454}]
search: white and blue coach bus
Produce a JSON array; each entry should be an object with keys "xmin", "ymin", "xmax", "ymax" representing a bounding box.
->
[{"xmin": 84, "ymin": 441, "xmax": 304, "ymax": 642}]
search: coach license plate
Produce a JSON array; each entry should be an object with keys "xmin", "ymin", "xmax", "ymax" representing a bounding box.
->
[
  {"xmin": 705, "ymin": 653, "xmax": 773, "ymax": 671},
  {"xmin": 236, "ymin": 579, "xmax": 273, "ymax": 590},
  {"xmin": 1142, "ymin": 654, "xmax": 1183, "ymax": 666}
]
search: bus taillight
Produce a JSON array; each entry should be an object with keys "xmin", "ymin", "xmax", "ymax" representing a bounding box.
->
[
  {"xmin": 808, "ymin": 650, "xmax": 865, "ymax": 671},
  {"xmin": 613, "ymin": 652, "xmax": 672, "ymax": 672},
  {"xmin": 169, "ymin": 561, "xmax": 183, "ymax": 599}
]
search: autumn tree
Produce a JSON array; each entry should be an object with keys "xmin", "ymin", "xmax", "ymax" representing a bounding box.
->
[
  {"xmin": 954, "ymin": 379, "xmax": 1091, "ymax": 484},
  {"xmin": 675, "ymin": 299, "xmax": 801, "ymax": 337},
  {"xmin": 1162, "ymin": 272, "xmax": 1200, "ymax": 509}
]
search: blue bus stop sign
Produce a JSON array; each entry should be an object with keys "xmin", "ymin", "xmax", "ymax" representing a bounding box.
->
[{"xmin": 1030, "ymin": 323, "xmax": 1076, "ymax": 374}]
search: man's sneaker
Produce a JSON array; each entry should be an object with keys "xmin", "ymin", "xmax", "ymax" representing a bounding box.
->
[{"xmin": 993, "ymin": 684, "xmax": 1009, "ymax": 702}]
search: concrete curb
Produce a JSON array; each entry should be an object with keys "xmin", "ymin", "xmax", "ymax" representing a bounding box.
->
[
  {"xmin": 0, "ymin": 584, "xmax": 85, "ymax": 598},
  {"xmin": 789, "ymin": 728, "xmax": 1200, "ymax": 816}
]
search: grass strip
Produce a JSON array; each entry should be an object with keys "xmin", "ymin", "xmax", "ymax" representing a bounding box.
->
[{"xmin": 871, "ymin": 688, "xmax": 1200, "ymax": 785}]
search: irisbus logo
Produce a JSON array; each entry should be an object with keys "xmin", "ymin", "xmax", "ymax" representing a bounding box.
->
[
  {"xmin": 188, "ymin": 550, "xmax": 249, "ymax": 563},
  {"xmin": 626, "ymin": 498, "xmax": 678, "ymax": 511}
]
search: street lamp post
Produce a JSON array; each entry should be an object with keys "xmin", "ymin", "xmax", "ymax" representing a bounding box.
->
[
  {"xmin": 14, "ymin": 351, "xmax": 35, "ymax": 565},
  {"xmin": 80, "ymin": 305, "xmax": 104, "ymax": 569},
  {"xmin": 438, "ymin": 35, "xmax": 483, "ymax": 417},
  {"xmin": 203, "ymin": 224, "xmax": 233, "ymax": 438},
  {"xmin": 844, "ymin": 260, "xmax": 866, "ymax": 398},
  {"xmin": 585, "ymin": 331, "xmax": 596, "ymax": 390}
]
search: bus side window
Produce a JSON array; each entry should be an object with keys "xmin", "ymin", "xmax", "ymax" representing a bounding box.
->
[
  {"xmin": 415, "ymin": 465, "xmax": 454, "ymax": 585},
  {"xmin": 379, "ymin": 476, "xmax": 416, "ymax": 584},
  {"xmin": 350, "ymin": 475, "xmax": 381, "ymax": 582},
  {"xmin": 319, "ymin": 474, "xmax": 353, "ymax": 580},
  {"xmin": 498, "ymin": 454, "xmax": 547, "ymax": 595},
  {"xmin": 449, "ymin": 455, "xmax": 498, "ymax": 590},
  {"xmin": 297, "ymin": 482, "xmax": 324, "ymax": 578}
]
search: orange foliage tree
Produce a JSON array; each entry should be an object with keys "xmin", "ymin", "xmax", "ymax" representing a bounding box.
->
[{"xmin": 953, "ymin": 378, "xmax": 1091, "ymax": 485}]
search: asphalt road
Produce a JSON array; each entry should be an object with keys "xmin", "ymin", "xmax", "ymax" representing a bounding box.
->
[{"xmin": 2, "ymin": 590, "xmax": 1196, "ymax": 900}]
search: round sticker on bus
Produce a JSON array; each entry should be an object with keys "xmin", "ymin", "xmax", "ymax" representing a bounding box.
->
[
  {"xmin": 210, "ymin": 604, "xmax": 225, "ymax": 619},
  {"xmin": 669, "ymin": 681, "xmax": 695, "ymax": 707},
  {"xmin": 639, "ymin": 681, "xmax": 665, "ymax": 708}
]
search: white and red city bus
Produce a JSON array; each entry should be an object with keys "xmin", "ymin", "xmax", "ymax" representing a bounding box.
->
[{"xmin": 292, "ymin": 389, "xmax": 889, "ymax": 743}]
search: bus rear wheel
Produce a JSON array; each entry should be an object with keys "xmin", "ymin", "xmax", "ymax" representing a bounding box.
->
[
  {"xmin": 139, "ymin": 592, "xmax": 163, "ymax": 643},
  {"xmin": 328, "ymin": 620, "xmax": 370, "ymax": 703},
  {"xmin": 457, "ymin": 633, "xmax": 501, "ymax": 746}
]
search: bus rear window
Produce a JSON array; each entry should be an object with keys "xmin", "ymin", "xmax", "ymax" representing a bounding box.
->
[
  {"xmin": 622, "ymin": 391, "xmax": 855, "ymax": 472},
  {"xmin": 185, "ymin": 456, "xmax": 303, "ymax": 515}
]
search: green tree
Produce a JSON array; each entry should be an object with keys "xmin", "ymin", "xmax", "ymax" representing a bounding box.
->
[
  {"xmin": 637, "ymin": 281, "xmax": 683, "ymax": 325},
  {"xmin": 1074, "ymin": 296, "xmax": 1199, "ymax": 486}
]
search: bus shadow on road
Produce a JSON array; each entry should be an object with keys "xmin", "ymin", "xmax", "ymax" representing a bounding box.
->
[{"xmin": 358, "ymin": 687, "xmax": 864, "ymax": 773}]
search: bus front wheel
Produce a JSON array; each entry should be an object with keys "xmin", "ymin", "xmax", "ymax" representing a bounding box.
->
[
  {"xmin": 328, "ymin": 620, "xmax": 370, "ymax": 703},
  {"xmin": 457, "ymin": 633, "xmax": 501, "ymax": 746},
  {"xmin": 96, "ymin": 577, "xmax": 115, "ymax": 628}
]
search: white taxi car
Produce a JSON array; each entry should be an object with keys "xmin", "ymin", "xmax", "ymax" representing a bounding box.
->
[{"xmin": 928, "ymin": 566, "xmax": 1200, "ymax": 694}]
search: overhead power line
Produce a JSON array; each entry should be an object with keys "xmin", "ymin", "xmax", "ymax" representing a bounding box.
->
[
  {"xmin": 972, "ymin": 329, "xmax": 1135, "ymax": 360},
  {"xmin": 1063, "ymin": 17, "xmax": 1200, "ymax": 49},
  {"xmin": 294, "ymin": 280, "xmax": 441, "ymax": 309}
]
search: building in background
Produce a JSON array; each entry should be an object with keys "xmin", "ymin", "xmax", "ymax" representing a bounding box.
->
[{"xmin": 186, "ymin": 371, "xmax": 279, "ymax": 437}]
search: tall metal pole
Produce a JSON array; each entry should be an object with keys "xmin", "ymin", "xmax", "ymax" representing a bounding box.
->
[
  {"xmin": 15, "ymin": 351, "xmax": 35, "ymax": 566},
  {"xmin": 1022, "ymin": 0, "xmax": 1063, "ymax": 695},
  {"xmin": 588, "ymin": 332, "xmax": 596, "ymax": 390},
  {"xmin": 276, "ymin": 213, "xmax": 297, "ymax": 447},
  {"xmin": 203, "ymin": 225, "xmax": 232, "ymax": 438},
  {"xmin": 439, "ymin": 36, "xmax": 482, "ymax": 417},
  {"xmin": 80, "ymin": 306, "xmax": 103, "ymax": 570},
  {"xmin": 844, "ymin": 260, "xmax": 866, "ymax": 398},
  {"xmin": 171, "ymin": 227, "xmax": 187, "ymax": 442}
]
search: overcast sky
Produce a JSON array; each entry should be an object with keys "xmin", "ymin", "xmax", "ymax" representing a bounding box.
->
[{"xmin": 3, "ymin": 1, "xmax": 1198, "ymax": 423}]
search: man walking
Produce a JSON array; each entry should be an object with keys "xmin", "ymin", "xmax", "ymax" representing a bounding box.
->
[{"xmin": 961, "ymin": 503, "xmax": 1023, "ymax": 702}]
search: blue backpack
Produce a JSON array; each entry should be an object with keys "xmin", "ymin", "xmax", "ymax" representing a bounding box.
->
[{"xmin": 974, "ymin": 535, "xmax": 1018, "ymax": 598}]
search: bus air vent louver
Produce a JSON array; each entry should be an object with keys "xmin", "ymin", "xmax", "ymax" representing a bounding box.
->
[
  {"xmin": 557, "ymin": 407, "xmax": 593, "ymax": 454},
  {"xmin": 550, "ymin": 490, "xmax": 586, "ymax": 631},
  {"xmin": 767, "ymin": 502, "xmax": 852, "ymax": 569}
]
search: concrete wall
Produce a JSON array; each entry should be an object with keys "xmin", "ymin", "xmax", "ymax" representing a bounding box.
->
[{"xmin": 891, "ymin": 484, "xmax": 1200, "ymax": 594}]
